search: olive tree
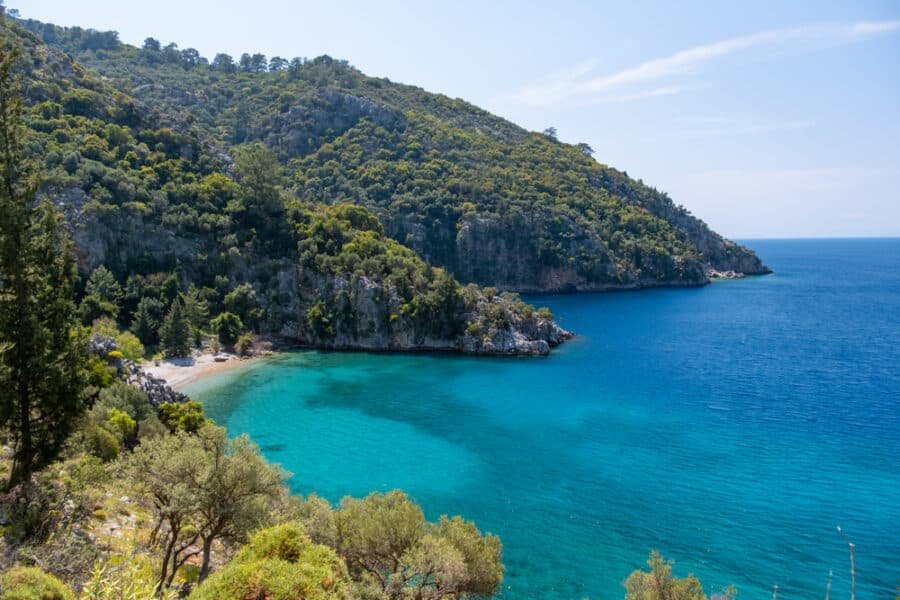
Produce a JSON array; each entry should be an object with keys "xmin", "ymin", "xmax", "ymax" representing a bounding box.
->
[
  {"xmin": 331, "ymin": 490, "xmax": 503, "ymax": 599},
  {"xmin": 624, "ymin": 551, "xmax": 725, "ymax": 600},
  {"xmin": 122, "ymin": 424, "xmax": 288, "ymax": 588}
]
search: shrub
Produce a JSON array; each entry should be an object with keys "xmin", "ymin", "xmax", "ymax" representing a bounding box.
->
[
  {"xmin": 84, "ymin": 424, "xmax": 120, "ymax": 461},
  {"xmin": 0, "ymin": 566, "xmax": 74, "ymax": 600},
  {"xmin": 211, "ymin": 312, "xmax": 243, "ymax": 347},
  {"xmin": 189, "ymin": 523, "xmax": 350, "ymax": 600},
  {"xmin": 115, "ymin": 331, "xmax": 145, "ymax": 361},
  {"xmin": 625, "ymin": 551, "xmax": 710, "ymax": 600},
  {"xmin": 107, "ymin": 408, "xmax": 137, "ymax": 444},
  {"xmin": 235, "ymin": 333, "xmax": 254, "ymax": 356},
  {"xmin": 238, "ymin": 522, "xmax": 310, "ymax": 562},
  {"xmin": 87, "ymin": 356, "xmax": 116, "ymax": 388},
  {"xmin": 158, "ymin": 401, "xmax": 206, "ymax": 433}
]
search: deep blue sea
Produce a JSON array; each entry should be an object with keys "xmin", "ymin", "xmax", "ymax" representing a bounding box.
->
[{"xmin": 186, "ymin": 239, "xmax": 900, "ymax": 599}]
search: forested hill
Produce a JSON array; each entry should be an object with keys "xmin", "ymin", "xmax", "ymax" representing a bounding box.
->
[{"xmin": 15, "ymin": 15, "xmax": 768, "ymax": 292}]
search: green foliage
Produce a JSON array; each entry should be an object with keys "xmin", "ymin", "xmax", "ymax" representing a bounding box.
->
[
  {"xmin": 130, "ymin": 297, "xmax": 165, "ymax": 347},
  {"xmin": 86, "ymin": 355, "xmax": 115, "ymax": 388},
  {"xmin": 158, "ymin": 401, "xmax": 205, "ymax": 433},
  {"xmin": 305, "ymin": 303, "xmax": 333, "ymax": 339},
  {"xmin": 91, "ymin": 318, "xmax": 145, "ymax": 360},
  {"xmin": 624, "ymin": 551, "xmax": 710, "ymax": 600},
  {"xmin": 83, "ymin": 423, "xmax": 120, "ymax": 461},
  {"xmin": 114, "ymin": 331, "xmax": 144, "ymax": 360},
  {"xmin": 294, "ymin": 204, "xmax": 470, "ymax": 342},
  {"xmin": 190, "ymin": 522, "xmax": 349, "ymax": 600},
  {"xmin": 90, "ymin": 317, "xmax": 120, "ymax": 339},
  {"xmin": 80, "ymin": 560, "xmax": 175, "ymax": 600},
  {"xmin": 3, "ymin": 12, "xmax": 765, "ymax": 365},
  {"xmin": 0, "ymin": 452, "xmax": 109, "ymax": 546},
  {"xmin": 181, "ymin": 285, "xmax": 210, "ymax": 343},
  {"xmin": 223, "ymin": 283, "xmax": 260, "ymax": 329},
  {"xmin": 158, "ymin": 298, "xmax": 191, "ymax": 358},
  {"xmin": 80, "ymin": 266, "xmax": 122, "ymax": 324},
  {"xmin": 189, "ymin": 549, "xmax": 350, "ymax": 600},
  {"xmin": 235, "ymin": 332, "xmax": 254, "ymax": 356},
  {"xmin": 95, "ymin": 382, "xmax": 155, "ymax": 422},
  {"xmin": 0, "ymin": 566, "xmax": 74, "ymax": 600},
  {"xmin": 237, "ymin": 522, "xmax": 311, "ymax": 562},
  {"xmin": 0, "ymin": 44, "xmax": 91, "ymax": 486},
  {"xmin": 107, "ymin": 407, "xmax": 136, "ymax": 442},
  {"xmin": 79, "ymin": 293, "xmax": 119, "ymax": 324},
  {"xmin": 210, "ymin": 312, "xmax": 243, "ymax": 347},
  {"xmin": 123, "ymin": 424, "xmax": 289, "ymax": 588},
  {"xmin": 85, "ymin": 381, "xmax": 164, "ymax": 442},
  {"xmin": 331, "ymin": 490, "xmax": 504, "ymax": 598}
]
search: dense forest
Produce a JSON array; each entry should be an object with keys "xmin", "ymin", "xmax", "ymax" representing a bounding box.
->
[
  {"xmin": 0, "ymin": 13, "xmax": 575, "ymax": 357},
  {"xmin": 22, "ymin": 18, "xmax": 768, "ymax": 291},
  {"xmin": 13, "ymin": 11, "xmax": 767, "ymax": 303}
]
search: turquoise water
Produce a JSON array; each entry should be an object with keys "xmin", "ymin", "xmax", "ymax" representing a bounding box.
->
[{"xmin": 186, "ymin": 239, "xmax": 900, "ymax": 599}]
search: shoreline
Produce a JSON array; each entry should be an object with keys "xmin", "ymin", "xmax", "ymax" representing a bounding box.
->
[{"xmin": 141, "ymin": 353, "xmax": 264, "ymax": 392}]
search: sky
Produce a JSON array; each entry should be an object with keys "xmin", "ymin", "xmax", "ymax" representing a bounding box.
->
[{"xmin": 13, "ymin": 0, "xmax": 900, "ymax": 238}]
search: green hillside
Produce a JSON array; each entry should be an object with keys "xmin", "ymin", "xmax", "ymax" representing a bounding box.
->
[{"xmin": 17, "ymin": 16, "xmax": 768, "ymax": 296}]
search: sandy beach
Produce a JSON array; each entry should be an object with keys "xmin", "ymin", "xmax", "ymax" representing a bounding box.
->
[{"xmin": 142, "ymin": 353, "xmax": 259, "ymax": 391}]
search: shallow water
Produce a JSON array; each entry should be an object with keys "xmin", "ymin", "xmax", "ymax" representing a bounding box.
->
[{"xmin": 187, "ymin": 239, "xmax": 900, "ymax": 599}]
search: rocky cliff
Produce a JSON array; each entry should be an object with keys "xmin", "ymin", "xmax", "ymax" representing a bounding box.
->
[{"xmin": 280, "ymin": 268, "xmax": 570, "ymax": 355}]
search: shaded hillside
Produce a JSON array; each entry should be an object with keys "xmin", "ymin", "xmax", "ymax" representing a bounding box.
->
[{"xmin": 17, "ymin": 16, "xmax": 769, "ymax": 293}]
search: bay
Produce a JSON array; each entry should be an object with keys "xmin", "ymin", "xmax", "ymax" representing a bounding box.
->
[{"xmin": 187, "ymin": 239, "xmax": 900, "ymax": 599}]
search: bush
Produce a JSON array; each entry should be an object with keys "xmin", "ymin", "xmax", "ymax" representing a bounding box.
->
[
  {"xmin": 238, "ymin": 522, "xmax": 310, "ymax": 562},
  {"xmin": 625, "ymin": 551, "xmax": 711, "ymax": 600},
  {"xmin": 189, "ymin": 523, "xmax": 350, "ymax": 600},
  {"xmin": 87, "ymin": 356, "xmax": 116, "ymax": 388},
  {"xmin": 115, "ymin": 331, "xmax": 145, "ymax": 361},
  {"xmin": 84, "ymin": 424, "xmax": 120, "ymax": 461},
  {"xmin": 210, "ymin": 312, "xmax": 243, "ymax": 347},
  {"xmin": 158, "ymin": 401, "xmax": 206, "ymax": 433},
  {"xmin": 0, "ymin": 566, "xmax": 74, "ymax": 600},
  {"xmin": 235, "ymin": 333, "xmax": 254, "ymax": 356}
]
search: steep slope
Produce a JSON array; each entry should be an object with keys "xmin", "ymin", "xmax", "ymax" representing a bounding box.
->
[
  {"xmin": 17, "ymin": 16, "xmax": 770, "ymax": 293},
  {"xmin": 3, "ymin": 18, "xmax": 568, "ymax": 355}
]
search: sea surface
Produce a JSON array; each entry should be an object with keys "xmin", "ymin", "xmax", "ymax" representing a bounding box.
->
[{"xmin": 186, "ymin": 239, "xmax": 900, "ymax": 599}]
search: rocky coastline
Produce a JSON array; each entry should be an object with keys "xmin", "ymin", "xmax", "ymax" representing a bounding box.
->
[{"xmin": 90, "ymin": 336, "xmax": 189, "ymax": 405}]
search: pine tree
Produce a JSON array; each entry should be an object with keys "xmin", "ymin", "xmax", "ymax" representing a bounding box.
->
[
  {"xmin": 78, "ymin": 265, "xmax": 122, "ymax": 323},
  {"xmin": 0, "ymin": 45, "xmax": 89, "ymax": 489},
  {"xmin": 131, "ymin": 296, "xmax": 164, "ymax": 346},
  {"xmin": 158, "ymin": 298, "xmax": 191, "ymax": 358}
]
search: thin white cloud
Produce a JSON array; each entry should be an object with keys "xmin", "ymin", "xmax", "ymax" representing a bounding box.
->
[
  {"xmin": 584, "ymin": 85, "xmax": 685, "ymax": 105},
  {"xmin": 849, "ymin": 20, "xmax": 900, "ymax": 35},
  {"xmin": 504, "ymin": 19, "xmax": 900, "ymax": 107}
]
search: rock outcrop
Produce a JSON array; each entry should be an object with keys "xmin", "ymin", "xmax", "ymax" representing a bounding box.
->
[
  {"xmin": 89, "ymin": 336, "xmax": 189, "ymax": 406},
  {"xmin": 280, "ymin": 270, "xmax": 571, "ymax": 356},
  {"xmin": 121, "ymin": 360, "xmax": 190, "ymax": 407}
]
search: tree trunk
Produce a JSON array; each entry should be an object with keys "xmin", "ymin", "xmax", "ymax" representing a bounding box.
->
[
  {"xmin": 158, "ymin": 521, "xmax": 180, "ymax": 591},
  {"xmin": 199, "ymin": 536, "xmax": 214, "ymax": 582}
]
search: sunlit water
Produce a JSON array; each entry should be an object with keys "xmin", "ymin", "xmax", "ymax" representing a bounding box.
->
[{"xmin": 186, "ymin": 239, "xmax": 900, "ymax": 599}]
